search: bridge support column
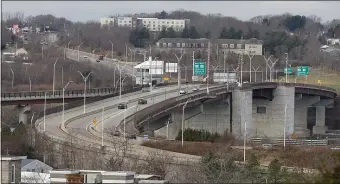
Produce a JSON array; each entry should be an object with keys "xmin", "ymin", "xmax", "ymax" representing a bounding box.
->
[
  {"xmin": 17, "ymin": 105, "xmax": 32, "ymax": 124},
  {"xmin": 294, "ymin": 96, "xmax": 320, "ymax": 137},
  {"xmin": 313, "ymin": 106, "xmax": 327, "ymax": 134},
  {"xmin": 232, "ymin": 89, "xmax": 252, "ymax": 139}
]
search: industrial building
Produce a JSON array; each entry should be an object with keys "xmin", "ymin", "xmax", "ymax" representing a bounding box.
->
[{"xmin": 134, "ymin": 56, "xmax": 164, "ymax": 85}]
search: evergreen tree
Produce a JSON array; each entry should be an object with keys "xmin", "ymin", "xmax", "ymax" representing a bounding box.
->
[
  {"xmin": 219, "ymin": 27, "xmax": 228, "ymax": 39},
  {"xmin": 268, "ymin": 159, "xmax": 282, "ymax": 184},
  {"xmin": 245, "ymin": 153, "xmax": 261, "ymax": 183},
  {"xmin": 181, "ymin": 27, "xmax": 190, "ymax": 38},
  {"xmin": 166, "ymin": 27, "xmax": 177, "ymax": 38},
  {"xmin": 189, "ymin": 26, "xmax": 200, "ymax": 39}
]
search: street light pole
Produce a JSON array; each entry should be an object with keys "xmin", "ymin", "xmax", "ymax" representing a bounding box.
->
[
  {"xmin": 174, "ymin": 49, "xmax": 185, "ymax": 92},
  {"xmin": 284, "ymin": 102, "xmax": 287, "ymax": 151},
  {"xmin": 77, "ymin": 71, "xmax": 92, "ymax": 114},
  {"xmin": 192, "ymin": 51, "xmax": 195, "ymax": 77},
  {"xmin": 101, "ymin": 106, "xmax": 105, "ymax": 147},
  {"xmin": 10, "ymin": 68, "xmax": 14, "ymax": 89},
  {"xmin": 44, "ymin": 92, "xmax": 46, "ymax": 132},
  {"xmin": 53, "ymin": 58, "xmax": 59, "ymax": 95},
  {"xmin": 182, "ymin": 98, "xmax": 191, "ymax": 147},
  {"xmin": 245, "ymin": 51, "xmax": 256, "ymax": 83},
  {"xmin": 77, "ymin": 42, "xmax": 83, "ymax": 62},
  {"xmin": 67, "ymin": 40, "xmax": 72, "ymax": 49},
  {"xmin": 62, "ymin": 81, "xmax": 73, "ymax": 125},
  {"xmin": 285, "ymin": 53, "xmax": 289, "ymax": 83},
  {"xmin": 29, "ymin": 77, "xmax": 32, "ymax": 92},
  {"xmin": 109, "ymin": 40, "xmax": 113, "ymax": 59},
  {"xmin": 30, "ymin": 112, "xmax": 35, "ymax": 146}
]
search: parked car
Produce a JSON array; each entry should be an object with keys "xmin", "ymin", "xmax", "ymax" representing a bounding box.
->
[
  {"xmin": 118, "ymin": 103, "xmax": 127, "ymax": 109},
  {"xmin": 83, "ymin": 55, "xmax": 88, "ymax": 58},
  {"xmin": 331, "ymin": 146, "xmax": 340, "ymax": 150},
  {"xmin": 96, "ymin": 59, "xmax": 100, "ymax": 62},
  {"xmin": 179, "ymin": 90, "xmax": 187, "ymax": 95},
  {"xmin": 192, "ymin": 87, "xmax": 199, "ymax": 91},
  {"xmin": 138, "ymin": 99, "xmax": 147, "ymax": 105},
  {"xmin": 261, "ymin": 144, "xmax": 273, "ymax": 149}
]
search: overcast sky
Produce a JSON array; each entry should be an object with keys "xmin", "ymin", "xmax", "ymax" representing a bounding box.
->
[{"xmin": 2, "ymin": 1, "xmax": 340, "ymax": 23}]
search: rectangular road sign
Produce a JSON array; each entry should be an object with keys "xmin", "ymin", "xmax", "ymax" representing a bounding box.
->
[
  {"xmin": 284, "ymin": 67, "xmax": 293, "ymax": 74},
  {"xmin": 297, "ymin": 66, "xmax": 309, "ymax": 76},
  {"xmin": 194, "ymin": 61, "xmax": 206, "ymax": 76}
]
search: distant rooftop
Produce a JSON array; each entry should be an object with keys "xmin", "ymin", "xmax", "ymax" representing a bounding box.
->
[{"xmin": 1, "ymin": 156, "xmax": 27, "ymax": 161}]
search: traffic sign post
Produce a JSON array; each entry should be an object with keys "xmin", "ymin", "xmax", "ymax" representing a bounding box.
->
[
  {"xmin": 297, "ymin": 66, "xmax": 309, "ymax": 76},
  {"xmin": 284, "ymin": 67, "xmax": 293, "ymax": 74},
  {"xmin": 193, "ymin": 61, "xmax": 206, "ymax": 76}
]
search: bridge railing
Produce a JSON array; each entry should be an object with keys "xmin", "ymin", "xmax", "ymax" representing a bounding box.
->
[
  {"xmin": 241, "ymin": 82, "xmax": 337, "ymax": 93},
  {"xmin": 121, "ymin": 86, "xmax": 230, "ymax": 134}
]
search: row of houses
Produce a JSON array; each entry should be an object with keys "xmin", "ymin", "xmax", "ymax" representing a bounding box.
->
[
  {"xmin": 154, "ymin": 38, "xmax": 263, "ymax": 55},
  {"xmin": 1, "ymin": 156, "xmax": 168, "ymax": 183},
  {"xmin": 100, "ymin": 16, "xmax": 190, "ymax": 32}
]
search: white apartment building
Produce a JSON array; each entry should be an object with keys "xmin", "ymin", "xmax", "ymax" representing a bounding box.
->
[
  {"xmin": 117, "ymin": 17, "xmax": 135, "ymax": 28},
  {"xmin": 100, "ymin": 17, "xmax": 115, "ymax": 27},
  {"xmin": 137, "ymin": 18, "xmax": 188, "ymax": 32}
]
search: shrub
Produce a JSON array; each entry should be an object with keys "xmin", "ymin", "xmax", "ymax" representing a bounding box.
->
[{"xmin": 175, "ymin": 128, "xmax": 221, "ymax": 142}]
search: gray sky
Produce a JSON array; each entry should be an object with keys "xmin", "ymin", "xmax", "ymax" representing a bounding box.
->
[{"xmin": 2, "ymin": 1, "xmax": 340, "ymax": 23}]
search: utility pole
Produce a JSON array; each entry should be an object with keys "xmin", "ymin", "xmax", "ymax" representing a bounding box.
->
[
  {"xmin": 263, "ymin": 55, "xmax": 273, "ymax": 82},
  {"xmin": 174, "ymin": 49, "xmax": 185, "ymax": 91},
  {"xmin": 109, "ymin": 40, "xmax": 113, "ymax": 59}
]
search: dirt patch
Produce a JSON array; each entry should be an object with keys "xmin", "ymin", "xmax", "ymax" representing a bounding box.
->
[{"xmin": 142, "ymin": 140, "xmax": 339, "ymax": 169}]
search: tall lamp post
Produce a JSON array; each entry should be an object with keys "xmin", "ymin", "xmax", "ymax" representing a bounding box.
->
[
  {"xmin": 53, "ymin": 58, "xmax": 59, "ymax": 95},
  {"xmin": 77, "ymin": 42, "xmax": 83, "ymax": 62},
  {"xmin": 9, "ymin": 67, "xmax": 14, "ymax": 89},
  {"xmin": 245, "ymin": 51, "xmax": 256, "ymax": 83},
  {"xmin": 67, "ymin": 40, "xmax": 72, "ymax": 49},
  {"xmin": 109, "ymin": 40, "xmax": 113, "ymax": 59},
  {"xmin": 182, "ymin": 98, "xmax": 191, "ymax": 147},
  {"xmin": 77, "ymin": 71, "xmax": 92, "ymax": 114},
  {"xmin": 62, "ymin": 81, "xmax": 73, "ymax": 124},
  {"xmin": 285, "ymin": 53, "xmax": 289, "ymax": 83},
  {"xmin": 174, "ymin": 49, "xmax": 185, "ymax": 92}
]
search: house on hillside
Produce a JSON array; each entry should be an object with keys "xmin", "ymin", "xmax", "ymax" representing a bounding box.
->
[
  {"xmin": 15, "ymin": 48, "xmax": 28, "ymax": 60},
  {"xmin": 21, "ymin": 159, "xmax": 53, "ymax": 173}
]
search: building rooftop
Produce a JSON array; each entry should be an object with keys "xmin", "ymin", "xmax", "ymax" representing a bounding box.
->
[
  {"xmin": 1, "ymin": 156, "xmax": 27, "ymax": 161},
  {"xmin": 156, "ymin": 38, "xmax": 263, "ymax": 45}
]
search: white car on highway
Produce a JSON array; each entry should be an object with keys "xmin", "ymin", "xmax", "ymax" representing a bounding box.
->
[
  {"xmin": 331, "ymin": 146, "xmax": 340, "ymax": 150},
  {"xmin": 192, "ymin": 87, "xmax": 199, "ymax": 92},
  {"xmin": 179, "ymin": 90, "xmax": 187, "ymax": 95},
  {"xmin": 83, "ymin": 55, "xmax": 88, "ymax": 58}
]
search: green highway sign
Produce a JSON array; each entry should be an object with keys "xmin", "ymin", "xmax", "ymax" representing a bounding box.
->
[
  {"xmin": 194, "ymin": 61, "xmax": 206, "ymax": 76},
  {"xmin": 297, "ymin": 66, "xmax": 310, "ymax": 76},
  {"xmin": 284, "ymin": 67, "xmax": 293, "ymax": 74}
]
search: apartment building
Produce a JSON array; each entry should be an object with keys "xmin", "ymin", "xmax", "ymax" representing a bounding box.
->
[
  {"xmin": 137, "ymin": 18, "xmax": 189, "ymax": 32},
  {"xmin": 154, "ymin": 38, "xmax": 263, "ymax": 55},
  {"xmin": 100, "ymin": 17, "xmax": 115, "ymax": 27},
  {"xmin": 99, "ymin": 16, "xmax": 189, "ymax": 31}
]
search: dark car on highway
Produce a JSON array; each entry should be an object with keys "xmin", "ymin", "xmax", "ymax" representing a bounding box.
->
[
  {"xmin": 118, "ymin": 103, "xmax": 127, "ymax": 109},
  {"xmin": 138, "ymin": 99, "xmax": 147, "ymax": 105},
  {"xmin": 125, "ymin": 134, "xmax": 137, "ymax": 139}
]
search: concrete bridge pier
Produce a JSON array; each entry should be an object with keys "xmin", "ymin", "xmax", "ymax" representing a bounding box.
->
[
  {"xmin": 294, "ymin": 96, "xmax": 320, "ymax": 137},
  {"xmin": 154, "ymin": 104, "xmax": 204, "ymax": 139},
  {"xmin": 312, "ymin": 99, "xmax": 334, "ymax": 134},
  {"xmin": 232, "ymin": 89, "xmax": 253, "ymax": 139},
  {"xmin": 17, "ymin": 104, "xmax": 32, "ymax": 124}
]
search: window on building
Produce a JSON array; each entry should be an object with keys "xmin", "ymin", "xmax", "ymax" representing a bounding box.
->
[
  {"xmin": 177, "ymin": 43, "xmax": 181, "ymax": 47},
  {"xmin": 257, "ymin": 107, "xmax": 266, "ymax": 114},
  {"xmin": 172, "ymin": 21, "xmax": 174, "ymax": 24},
  {"xmin": 156, "ymin": 43, "xmax": 160, "ymax": 47},
  {"xmin": 124, "ymin": 21, "xmax": 126, "ymax": 23},
  {"xmin": 144, "ymin": 21, "xmax": 146, "ymax": 23},
  {"xmin": 167, "ymin": 22, "xmax": 169, "ymax": 24},
  {"xmin": 168, "ymin": 43, "xmax": 172, "ymax": 47},
  {"xmin": 182, "ymin": 43, "xmax": 186, "ymax": 47},
  {"xmin": 222, "ymin": 44, "xmax": 228, "ymax": 48},
  {"xmin": 41, "ymin": 169, "xmax": 44, "ymax": 173},
  {"xmin": 32, "ymin": 169, "xmax": 35, "ymax": 172},
  {"xmin": 230, "ymin": 44, "xmax": 235, "ymax": 49},
  {"xmin": 237, "ymin": 44, "xmax": 242, "ymax": 49},
  {"xmin": 163, "ymin": 43, "xmax": 167, "ymax": 47},
  {"xmin": 129, "ymin": 21, "xmax": 131, "ymax": 23},
  {"xmin": 11, "ymin": 165, "xmax": 15, "ymax": 183}
]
